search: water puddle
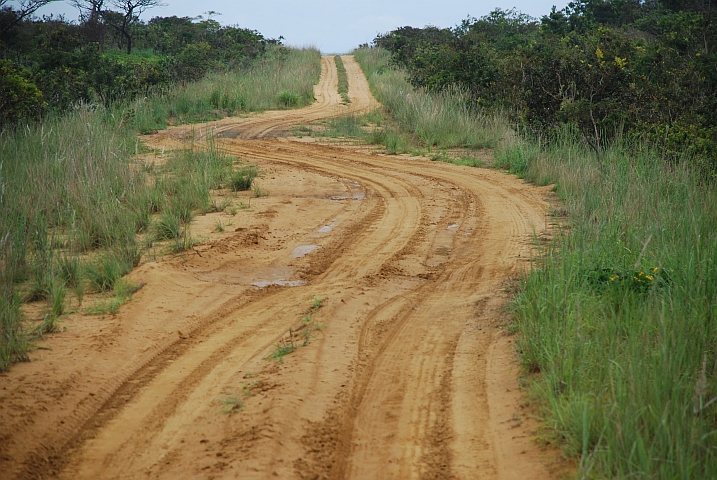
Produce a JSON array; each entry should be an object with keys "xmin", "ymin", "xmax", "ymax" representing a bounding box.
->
[
  {"xmin": 330, "ymin": 194, "xmax": 365, "ymax": 201},
  {"xmin": 447, "ymin": 223, "xmax": 460, "ymax": 230},
  {"xmin": 291, "ymin": 245, "xmax": 320, "ymax": 258},
  {"xmin": 318, "ymin": 220, "xmax": 339, "ymax": 234},
  {"xmin": 252, "ymin": 279, "xmax": 307, "ymax": 288}
]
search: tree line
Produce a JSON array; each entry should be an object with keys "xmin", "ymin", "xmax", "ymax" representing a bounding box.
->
[
  {"xmin": 373, "ymin": 0, "xmax": 717, "ymax": 172},
  {"xmin": 0, "ymin": 0, "xmax": 282, "ymax": 127}
]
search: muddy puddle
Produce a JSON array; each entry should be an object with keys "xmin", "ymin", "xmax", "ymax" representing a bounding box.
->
[
  {"xmin": 317, "ymin": 220, "xmax": 339, "ymax": 234},
  {"xmin": 291, "ymin": 245, "xmax": 320, "ymax": 258},
  {"xmin": 330, "ymin": 193, "xmax": 365, "ymax": 201},
  {"xmin": 251, "ymin": 279, "xmax": 307, "ymax": 288}
]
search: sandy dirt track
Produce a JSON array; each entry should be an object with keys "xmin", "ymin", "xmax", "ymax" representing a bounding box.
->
[{"xmin": 0, "ymin": 56, "xmax": 556, "ymax": 479}]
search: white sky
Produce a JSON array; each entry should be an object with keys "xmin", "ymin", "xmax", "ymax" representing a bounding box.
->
[{"xmin": 33, "ymin": 0, "xmax": 571, "ymax": 53}]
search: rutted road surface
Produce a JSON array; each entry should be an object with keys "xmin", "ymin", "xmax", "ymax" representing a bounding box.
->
[{"xmin": 0, "ymin": 56, "xmax": 555, "ymax": 479}]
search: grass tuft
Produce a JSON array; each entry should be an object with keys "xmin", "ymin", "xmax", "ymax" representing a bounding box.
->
[
  {"xmin": 84, "ymin": 278, "xmax": 142, "ymax": 316},
  {"xmin": 220, "ymin": 392, "xmax": 243, "ymax": 414},
  {"xmin": 277, "ymin": 91, "xmax": 300, "ymax": 108},
  {"xmin": 48, "ymin": 278, "xmax": 66, "ymax": 318},
  {"xmin": 58, "ymin": 255, "xmax": 83, "ymax": 288},
  {"xmin": 229, "ymin": 166, "xmax": 259, "ymax": 192},
  {"xmin": 155, "ymin": 209, "xmax": 182, "ymax": 241},
  {"xmin": 266, "ymin": 343, "xmax": 295, "ymax": 363},
  {"xmin": 84, "ymin": 253, "xmax": 132, "ymax": 293}
]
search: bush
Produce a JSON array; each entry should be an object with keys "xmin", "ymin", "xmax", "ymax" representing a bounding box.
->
[{"xmin": 0, "ymin": 60, "xmax": 44, "ymax": 128}]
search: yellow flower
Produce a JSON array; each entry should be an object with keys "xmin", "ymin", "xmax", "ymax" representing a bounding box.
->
[
  {"xmin": 646, "ymin": 275, "xmax": 654, "ymax": 281},
  {"xmin": 610, "ymin": 275, "xmax": 619, "ymax": 281},
  {"xmin": 652, "ymin": 267, "xmax": 659, "ymax": 273},
  {"xmin": 596, "ymin": 47, "xmax": 604, "ymax": 59}
]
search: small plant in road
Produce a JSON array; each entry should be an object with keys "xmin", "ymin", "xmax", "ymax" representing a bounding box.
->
[
  {"xmin": 266, "ymin": 342, "xmax": 295, "ymax": 363},
  {"xmin": 220, "ymin": 392, "xmax": 243, "ymax": 414}
]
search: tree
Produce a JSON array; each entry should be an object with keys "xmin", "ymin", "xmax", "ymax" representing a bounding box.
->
[
  {"xmin": 70, "ymin": 0, "xmax": 163, "ymax": 53},
  {"xmin": 70, "ymin": 0, "xmax": 106, "ymax": 46},
  {"xmin": 0, "ymin": 0, "xmax": 58, "ymax": 37},
  {"xmin": 105, "ymin": 0, "xmax": 163, "ymax": 53}
]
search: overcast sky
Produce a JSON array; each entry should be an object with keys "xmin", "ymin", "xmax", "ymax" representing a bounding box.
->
[{"xmin": 33, "ymin": 0, "xmax": 571, "ymax": 53}]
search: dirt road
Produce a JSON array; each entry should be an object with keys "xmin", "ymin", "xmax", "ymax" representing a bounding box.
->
[{"xmin": 0, "ymin": 56, "xmax": 554, "ymax": 479}]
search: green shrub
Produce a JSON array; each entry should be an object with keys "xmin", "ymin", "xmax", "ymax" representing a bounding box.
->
[{"xmin": 0, "ymin": 60, "xmax": 44, "ymax": 128}]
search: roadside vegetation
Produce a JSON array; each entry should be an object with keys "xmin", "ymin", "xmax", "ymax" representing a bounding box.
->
[
  {"xmin": 334, "ymin": 55, "xmax": 350, "ymax": 103},
  {"xmin": 355, "ymin": 0, "xmax": 717, "ymax": 476},
  {"xmin": 130, "ymin": 47, "xmax": 320, "ymax": 133},
  {"xmin": 1, "ymin": 8, "xmax": 321, "ymax": 126},
  {"xmin": 0, "ymin": 5, "xmax": 321, "ymax": 371},
  {"xmin": 504, "ymin": 132, "xmax": 717, "ymax": 478},
  {"xmin": 354, "ymin": 47, "xmax": 507, "ymax": 152}
]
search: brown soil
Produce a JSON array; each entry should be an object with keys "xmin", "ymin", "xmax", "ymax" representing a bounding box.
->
[{"xmin": 0, "ymin": 56, "xmax": 559, "ymax": 479}]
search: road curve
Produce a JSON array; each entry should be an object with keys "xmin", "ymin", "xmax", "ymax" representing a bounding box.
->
[{"xmin": 0, "ymin": 56, "xmax": 555, "ymax": 480}]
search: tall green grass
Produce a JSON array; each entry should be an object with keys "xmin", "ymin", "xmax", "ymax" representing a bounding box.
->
[
  {"xmin": 353, "ymin": 47, "xmax": 508, "ymax": 149},
  {"xmin": 498, "ymin": 131, "xmax": 717, "ymax": 478},
  {"xmin": 0, "ymin": 107, "xmax": 145, "ymax": 369},
  {"xmin": 131, "ymin": 47, "xmax": 321, "ymax": 134},
  {"xmin": 0, "ymin": 46, "xmax": 321, "ymax": 371}
]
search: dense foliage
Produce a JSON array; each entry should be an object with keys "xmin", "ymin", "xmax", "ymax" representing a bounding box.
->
[
  {"xmin": 374, "ymin": 0, "xmax": 717, "ymax": 172},
  {"xmin": 0, "ymin": 6, "xmax": 281, "ymax": 127}
]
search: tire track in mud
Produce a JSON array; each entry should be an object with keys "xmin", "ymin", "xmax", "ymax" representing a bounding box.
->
[
  {"xmin": 214, "ymin": 139, "xmax": 547, "ymax": 479},
  {"xmin": 3, "ymin": 54, "xmax": 555, "ymax": 480},
  {"xmin": 7, "ymin": 54, "xmax": 370, "ymax": 480},
  {"xmin": 228, "ymin": 142, "xmax": 549, "ymax": 479},
  {"xmin": 55, "ymin": 138, "xmax": 439, "ymax": 479}
]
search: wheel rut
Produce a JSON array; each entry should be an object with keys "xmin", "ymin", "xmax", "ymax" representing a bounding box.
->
[{"xmin": 0, "ymin": 55, "xmax": 556, "ymax": 480}]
